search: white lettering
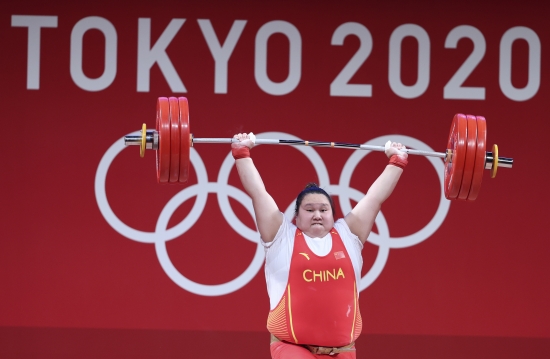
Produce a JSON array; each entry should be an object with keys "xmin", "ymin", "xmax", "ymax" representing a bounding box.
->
[
  {"xmin": 330, "ymin": 22, "xmax": 373, "ymax": 97},
  {"xmin": 11, "ymin": 15, "xmax": 58, "ymax": 90},
  {"xmin": 198, "ymin": 19, "xmax": 247, "ymax": 94},
  {"xmin": 499, "ymin": 26, "xmax": 540, "ymax": 101},
  {"xmin": 388, "ymin": 24, "xmax": 430, "ymax": 99},
  {"xmin": 70, "ymin": 17, "xmax": 117, "ymax": 91},
  {"xmin": 254, "ymin": 20, "xmax": 301, "ymax": 95},
  {"xmin": 137, "ymin": 18, "xmax": 186, "ymax": 93},
  {"xmin": 444, "ymin": 25, "xmax": 486, "ymax": 100}
]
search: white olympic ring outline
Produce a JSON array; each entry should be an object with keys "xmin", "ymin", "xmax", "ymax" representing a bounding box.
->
[{"xmin": 95, "ymin": 132, "xmax": 450, "ymax": 296}]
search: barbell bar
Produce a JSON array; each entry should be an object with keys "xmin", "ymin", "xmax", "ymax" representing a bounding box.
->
[{"xmin": 123, "ymin": 97, "xmax": 513, "ymax": 201}]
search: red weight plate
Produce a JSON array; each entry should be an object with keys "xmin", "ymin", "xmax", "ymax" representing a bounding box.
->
[
  {"xmin": 467, "ymin": 116, "xmax": 487, "ymax": 201},
  {"xmin": 457, "ymin": 115, "xmax": 478, "ymax": 200},
  {"xmin": 168, "ymin": 97, "xmax": 181, "ymax": 183},
  {"xmin": 156, "ymin": 97, "xmax": 171, "ymax": 183},
  {"xmin": 444, "ymin": 114, "xmax": 468, "ymax": 200},
  {"xmin": 178, "ymin": 97, "xmax": 190, "ymax": 183}
]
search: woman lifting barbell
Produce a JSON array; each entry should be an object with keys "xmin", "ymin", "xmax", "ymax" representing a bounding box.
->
[{"xmin": 232, "ymin": 132, "xmax": 408, "ymax": 358}]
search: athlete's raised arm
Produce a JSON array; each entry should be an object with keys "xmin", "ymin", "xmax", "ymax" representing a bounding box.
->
[
  {"xmin": 232, "ymin": 133, "xmax": 282, "ymax": 243},
  {"xmin": 345, "ymin": 141, "xmax": 408, "ymax": 243}
]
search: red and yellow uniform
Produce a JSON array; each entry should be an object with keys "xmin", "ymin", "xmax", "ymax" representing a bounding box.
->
[
  {"xmin": 268, "ymin": 227, "xmax": 362, "ymax": 346},
  {"xmin": 262, "ymin": 217, "xmax": 363, "ymax": 358}
]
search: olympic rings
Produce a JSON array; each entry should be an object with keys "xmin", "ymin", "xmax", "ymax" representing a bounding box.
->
[{"xmin": 95, "ymin": 131, "xmax": 450, "ymax": 296}]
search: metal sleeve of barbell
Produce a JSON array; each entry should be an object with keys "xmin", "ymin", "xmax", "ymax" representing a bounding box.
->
[
  {"xmin": 191, "ymin": 138, "xmax": 280, "ymax": 145},
  {"xmin": 485, "ymin": 153, "xmax": 514, "ymax": 169},
  {"xmin": 191, "ymin": 138, "xmax": 446, "ymax": 158}
]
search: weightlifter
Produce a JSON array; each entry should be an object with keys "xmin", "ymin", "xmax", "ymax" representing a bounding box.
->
[{"xmin": 232, "ymin": 132, "xmax": 408, "ymax": 358}]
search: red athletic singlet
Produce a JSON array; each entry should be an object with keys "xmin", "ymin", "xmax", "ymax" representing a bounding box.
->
[{"xmin": 267, "ymin": 228, "xmax": 362, "ymax": 347}]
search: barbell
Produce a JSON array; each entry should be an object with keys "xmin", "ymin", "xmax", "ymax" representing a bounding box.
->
[{"xmin": 124, "ymin": 96, "xmax": 513, "ymax": 201}]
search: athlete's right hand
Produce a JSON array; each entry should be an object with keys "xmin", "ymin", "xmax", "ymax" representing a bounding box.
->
[{"xmin": 232, "ymin": 132, "xmax": 256, "ymax": 149}]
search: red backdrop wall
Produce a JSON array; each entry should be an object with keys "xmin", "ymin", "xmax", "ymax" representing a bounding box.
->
[{"xmin": 1, "ymin": 0, "xmax": 549, "ymax": 357}]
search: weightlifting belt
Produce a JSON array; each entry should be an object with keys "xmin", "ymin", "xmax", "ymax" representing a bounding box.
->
[{"xmin": 270, "ymin": 334, "xmax": 356, "ymax": 355}]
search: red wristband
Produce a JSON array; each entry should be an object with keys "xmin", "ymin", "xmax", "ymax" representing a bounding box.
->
[
  {"xmin": 389, "ymin": 155, "xmax": 408, "ymax": 169},
  {"xmin": 232, "ymin": 146, "xmax": 251, "ymax": 160}
]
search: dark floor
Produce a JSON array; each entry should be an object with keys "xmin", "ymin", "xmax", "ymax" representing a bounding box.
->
[{"xmin": 1, "ymin": 327, "xmax": 549, "ymax": 359}]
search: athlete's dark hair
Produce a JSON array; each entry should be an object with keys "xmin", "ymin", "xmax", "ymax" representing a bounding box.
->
[{"xmin": 294, "ymin": 182, "xmax": 336, "ymax": 218}]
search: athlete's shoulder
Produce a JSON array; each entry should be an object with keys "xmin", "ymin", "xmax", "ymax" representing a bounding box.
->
[
  {"xmin": 334, "ymin": 219, "xmax": 361, "ymax": 243},
  {"xmin": 264, "ymin": 213, "xmax": 297, "ymax": 248}
]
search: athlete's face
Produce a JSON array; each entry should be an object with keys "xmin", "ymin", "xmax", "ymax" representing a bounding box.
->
[{"xmin": 295, "ymin": 193, "xmax": 334, "ymax": 238}]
